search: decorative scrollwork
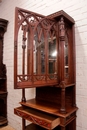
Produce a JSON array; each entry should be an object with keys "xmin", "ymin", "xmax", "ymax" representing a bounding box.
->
[
  {"xmin": 17, "ymin": 74, "xmax": 58, "ymax": 83},
  {"xmin": 16, "ymin": 7, "xmax": 57, "ymax": 43},
  {"xmin": 14, "ymin": 109, "xmax": 51, "ymax": 129},
  {"xmin": 17, "ymin": 75, "xmax": 32, "ymax": 82}
]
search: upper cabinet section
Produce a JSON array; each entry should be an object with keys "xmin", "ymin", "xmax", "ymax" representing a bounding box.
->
[{"xmin": 14, "ymin": 7, "xmax": 75, "ymax": 89}]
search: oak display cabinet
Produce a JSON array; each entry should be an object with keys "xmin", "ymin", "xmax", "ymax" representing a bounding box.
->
[
  {"xmin": 14, "ymin": 7, "xmax": 78, "ymax": 130},
  {"xmin": 0, "ymin": 18, "xmax": 8, "ymax": 126}
]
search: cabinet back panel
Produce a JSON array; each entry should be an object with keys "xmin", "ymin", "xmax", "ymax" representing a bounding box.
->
[{"xmin": 36, "ymin": 87, "xmax": 73, "ymax": 107}]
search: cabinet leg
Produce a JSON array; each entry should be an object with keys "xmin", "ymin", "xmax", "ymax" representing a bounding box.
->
[
  {"xmin": 22, "ymin": 89, "xmax": 26, "ymax": 102},
  {"xmin": 60, "ymin": 87, "xmax": 66, "ymax": 113},
  {"xmin": 22, "ymin": 118, "xmax": 26, "ymax": 130},
  {"xmin": 61, "ymin": 126, "xmax": 66, "ymax": 130}
]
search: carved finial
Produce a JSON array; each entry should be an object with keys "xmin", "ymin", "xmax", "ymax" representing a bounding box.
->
[
  {"xmin": 59, "ymin": 17, "xmax": 65, "ymax": 41},
  {"xmin": 22, "ymin": 24, "xmax": 28, "ymax": 41}
]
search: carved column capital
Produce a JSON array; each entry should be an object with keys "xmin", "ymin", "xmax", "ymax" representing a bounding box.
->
[
  {"xmin": 59, "ymin": 17, "xmax": 65, "ymax": 41},
  {"xmin": 59, "ymin": 81, "xmax": 66, "ymax": 88}
]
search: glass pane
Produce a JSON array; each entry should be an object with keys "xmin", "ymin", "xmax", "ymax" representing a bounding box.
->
[
  {"xmin": 64, "ymin": 34, "xmax": 69, "ymax": 77},
  {"xmin": 33, "ymin": 33, "xmax": 45, "ymax": 75},
  {"xmin": 48, "ymin": 37, "xmax": 57, "ymax": 75},
  {"xmin": 18, "ymin": 25, "xmax": 28, "ymax": 76}
]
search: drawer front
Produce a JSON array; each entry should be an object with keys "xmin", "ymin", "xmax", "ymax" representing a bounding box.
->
[{"xmin": 14, "ymin": 107, "xmax": 60, "ymax": 129}]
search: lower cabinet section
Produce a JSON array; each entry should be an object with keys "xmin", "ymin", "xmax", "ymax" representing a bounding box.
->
[
  {"xmin": 25, "ymin": 121, "xmax": 76, "ymax": 130},
  {"xmin": 14, "ymin": 104, "xmax": 77, "ymax": 130}
]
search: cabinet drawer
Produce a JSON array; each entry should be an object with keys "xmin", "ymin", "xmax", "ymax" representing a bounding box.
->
[
  {"xmin": 25, "ymin": 123, "xmax": 60, "ymax": 130},
  {"xmin": 14, "ymin": 106, "xmax": 60, "ymax": 129}
]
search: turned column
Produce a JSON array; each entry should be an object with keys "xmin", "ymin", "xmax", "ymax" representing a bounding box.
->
[
  {"xmin": 60, "ymin": 81, "xmax": 66, "ymax": 113},
  {"xmin": 59, "ymin": 17, "xmax": 66, "ymax": 113}
]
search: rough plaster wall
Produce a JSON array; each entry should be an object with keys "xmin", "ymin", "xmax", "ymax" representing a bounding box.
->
[{"xmin": 0, "ymin": 0, "xmax": 87, "ymax": 130}]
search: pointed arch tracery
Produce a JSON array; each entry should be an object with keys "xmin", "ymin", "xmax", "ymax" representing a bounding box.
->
[{"xmin": 14, "ymin": 7, "xmax": 58, "ymax": 88}]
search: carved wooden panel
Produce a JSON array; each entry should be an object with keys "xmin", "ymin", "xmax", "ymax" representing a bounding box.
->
[{"xmin": 14, "ymin": 7, "xmax": 59, "ymax": 89}]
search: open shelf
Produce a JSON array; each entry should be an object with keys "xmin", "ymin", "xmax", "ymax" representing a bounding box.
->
[
  {"xmin": 20, "ymin": 99, "xmax": 59, "ymax": 115},
  {"xmin": 25, "ymin": 123, "xmax": 61, "ymax": 130},
  {"xmin": 0, "ymin": 77, "xmax": 6, "ymax": 80},
  {"xmin": 0, "ymin": 116, "xmax": 7, "ymax": 126},
  {"xmin": 20, "ymin": 98, "xmax": 78, "ymax": 118}
]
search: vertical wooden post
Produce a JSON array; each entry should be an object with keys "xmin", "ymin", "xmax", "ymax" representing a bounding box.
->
[
  {"xmin": 61, "ymin": 126, "xmax": 66, "ymax": 130},
  {"xmin": 21, "ymin": 25, "xmax": 28, "ymax": 102},
  {"xmin": 60, "ymin": 81, "xmax": 66, "ymax": 113},
  {"xmin": 22, "ymin": 118, "xmax": 26, "ymax": 130},
  {"xmin": 22, "ymin": 89, "xmax": 26, "ymax": 102},
  {"xmin": 59, "ymin": 17, "xmax": 65, "ymax": 82},
  {"xmin": 72, "ymin": 25, "xmax": 76, "ymax": 107},
  {"xmin": 59, "ymin": 17, "xmax": 66, "ymax": 113}
]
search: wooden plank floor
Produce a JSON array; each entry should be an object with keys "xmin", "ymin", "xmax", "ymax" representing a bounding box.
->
[{"xmin": 0, "ymin": 125, "xmax": 15, "ymax": 130}]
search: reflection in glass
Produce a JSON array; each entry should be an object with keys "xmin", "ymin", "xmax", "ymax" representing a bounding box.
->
[
  {"xmin": 34, "ymin": 33, "xmax": 45, "ymax": 75},
  {"xmin": 64, "ymin": 33, "xmax": 69, "ymax": 77},
  {"xmin": 33, "ymin": 35, "xmax": 57, "ymax": 77},
  {"xmin": 48, "ymin": 37, "xmax": 57, "ymax": 75}
]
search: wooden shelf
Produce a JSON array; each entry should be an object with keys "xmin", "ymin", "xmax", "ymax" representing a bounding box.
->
[
  {"xmin": 14, "ymin": 106, "xmax": 60, "ymax": 129},
  {"xmin": 25, "ymin": 123, "xmax": 46, "ymax": 130},
  {"xmin": 0, "ymin": 77, "xmax": 6, "ymax": 80},
  {"xmin": 0, "ymin": 116, "xmax": 7, "ymax": 126},
  {"xmin": 20, "ymin": 98, "xmax": 78, "ymax": 118},
  {"xmin": 20, "ymin": 99, "xmax": 59, "ymax": 115},
  {"xmin": 25, "ymin": 123, "xmax": 60, "ymax": 130},
  {"xmin": 0, "ymin": 91, "xmax": 7, "ymax": 95}
]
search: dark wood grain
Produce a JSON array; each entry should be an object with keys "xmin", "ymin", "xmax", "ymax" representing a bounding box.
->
[{"xmin": 14, "ymin": 7, "xmax": 77, "ymax": 130}]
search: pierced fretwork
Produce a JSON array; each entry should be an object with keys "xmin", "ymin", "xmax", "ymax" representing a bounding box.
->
[{"xmin": 14, "ymin": 7, "xmax": 58, "ymax": 88}]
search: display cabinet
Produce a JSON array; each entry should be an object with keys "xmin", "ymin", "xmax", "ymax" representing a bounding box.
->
[
  {"xmin": 14, "ymin": 7, "xmax": 78, "ymax": 130},
  {"xmin": 0, "ymin": 18, "xmax": 8, "ymax": 126}
]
